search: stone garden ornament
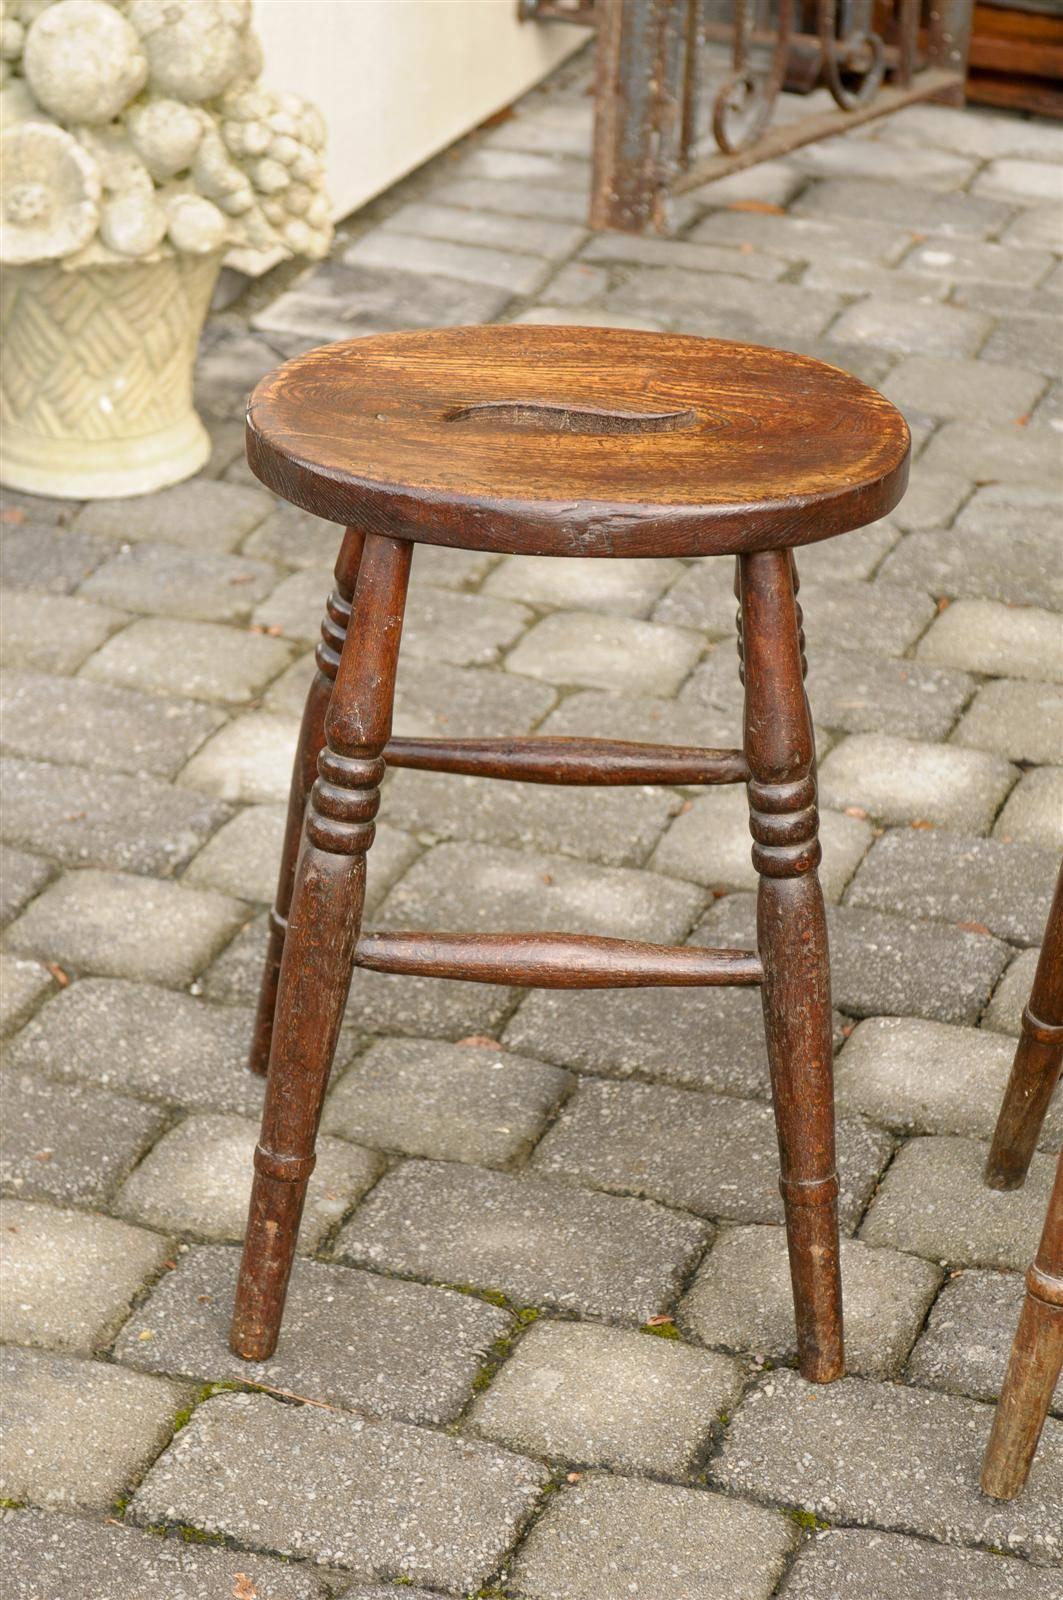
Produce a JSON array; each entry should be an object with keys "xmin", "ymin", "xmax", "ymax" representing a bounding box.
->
[{"xmin": 0, "ymin": 0, "xmax": 333, "ymax": 497}]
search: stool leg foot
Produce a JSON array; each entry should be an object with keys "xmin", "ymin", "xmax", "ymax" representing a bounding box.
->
[
  {"xmin": 985, "ymin": 865, "xmax": 1063, "ymax": 1190},
  {"xmin": 981, "ymin": 1147, "xmax": 1063, "ymax": 1499},
  {"xmin": 739, "ymin": 548, "xmax": 843, "ymax": 1384},
  {"xmin": 231, "ymin": 533, "xmax": 411, "ymax": 1360},
  {"xmin": 247, "ymin": 529, "xmax": 365, "ymax": 1076}
]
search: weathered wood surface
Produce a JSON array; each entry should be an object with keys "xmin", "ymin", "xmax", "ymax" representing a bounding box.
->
[
  {"xmin": 384, "ymin": 734, "xmax": 750, "ymax": 787},
  {"xmin": 354, "ymin": 931, "xmax": 764, "ymax": 988}
]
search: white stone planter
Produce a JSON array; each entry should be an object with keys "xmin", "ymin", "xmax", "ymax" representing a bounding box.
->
[{"xmin": 0, "ymin": 250, "xmax": 221, "ymax": 499}]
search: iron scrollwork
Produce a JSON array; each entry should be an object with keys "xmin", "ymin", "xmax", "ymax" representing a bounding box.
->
[{"xmin": 712, "ymin": 0, "xmax": 795, "ymax": 155}]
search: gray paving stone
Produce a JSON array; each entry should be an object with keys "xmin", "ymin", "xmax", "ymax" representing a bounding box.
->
[
  {"xmin": 532, "ymin": 1078, "xmax": 890, "ymax": 1232},
  {"xmin": 955, "ymin": 678, "xmax": 1063, "ymax": 765},
  {"xmin": 5, "ymin": 870, "xmax": 245, "ymax": 986},
  {"xmin": 0, "ymin": 670, "xmax": 224, "ymax": 779},
  {"xmin": 481, "ymin": 98, "xmax": 592, "ymax": 158},
  {"xmin": 890, "ymin": 468, "xmax": 969, "ymax": 532},
  {"xmin": 690, "ymin": 208, "xmax": 912, "ymax": 266},
  {"xmin": 376, "ymin": 841, "xmax": 705, "ymax": 943},
  {"xmin": 880, "ymin": 522, "xmax": 1063, "ymax": 612},
  {"xmin": 900, "ymin": 236, "xmax": 1057, "ymax": 289},
  {"xmin": 690, "ymin": 153, "xmax": 806, "ymax": 208},
  {"xmin": 0, "ymin": 588, "xmax": 125, "ymax": 673},
  {"xmin": 580, "ymin": 230, "xmax": 785, "ymax": 282},
  {"xmin": 780, "ymin": 1525, "xmax": 1057, "ymax": 1600},
  {"xmin": 980, "ymin": 309, "xmax": 1063, "ymax": 379},
  {"xmin": 0, "ymin": 955, "xmax": 53, "ymax": 1036},
  {"xmin": 115, "ymin": 1243, "xmax": 511, "ymax": 1426},
  {"xmin": 1, "ymin": 1346, "xmax": 187, "ymax": 1511},
  {"xmin": 449, "ymin": 144, "xmax": 587, "ymax": 186},
  {"xmin": 651, "ymin": 787, "xmax": 871, "ymax": 901},
  {"xmin": 0, "ymin": 845, "xmax": 52, "ymax": 926},
  {"xmin": 879, "ymin": 99, "xmax": 1063, "ymax": 162},
  {"xmin": 250, "ymin": 564, "xmax": 330, "ymax": 639},
  {"xmin": 2, "ymin": 1510, "xmax": 332, "ymax": 1600},
  {"xmin": 883, "ymin": 354, "xmax": 1046, "ymax": 425},
  {"xmin": 540, "ymin": 685, "xmax": 741, "ymax": 749},
  {"xmin": 336, "ymin": 1159, "xmax": 709, "ymax": 1322},
  {"xmin": 710, "ymin": 1368, "xmax": 1063, "ymax": 1562},
  {"xmin": 131, "ymin": 1389, "xmax": 547, "ymax": 1590},
  {"xmin": 994, "ymin": 766, "xmax": 1063, "ymax": 851},
  {"xmin": 193, "ymin": 329, "xmax": 280, "ymax": 421},
  {"xmin": 506, "ymin": 609, "xmax": 702, "ymax": 696},
  {"xmin": 1002, "ymin": 202, "xmax": 1063, "ymax": 250},
  {"xmin": 818, "ymin": 734, "xmax": 1017, "ymax": 831},
  {"xmin": 483, "ymin": 551, "xmax": 683, "ymax": 617},
  {"xmin": 0, "ymin": 1199, "xmax": 171, "ymax": 1353},
  {"xmin": 82, "ymin": 616, "xmax": 294, "ymax": 704},
  {"xmin": 680, "ymin": 1225, "xmax": 941, "ymax": 1379},
  {"xmin": 182, "ymin": 800, "xmax": 287, "ymax": 902},
  {"xmin": 433, "ymin": 174, "xmax": 591, "ymax": 225},
  {"xmin": 985, "ymin": 945, "xmax": 1042, "ymax": 1037},
  {"xmin": 829, "ymin": 296, "xmax": 991, "ymax": 358},
  {"xmin": 381, "ymin": 198, "xmax": 586, "ymax": 259},
  {"xmin": 0, "ymin": 1073, "xmax": 166, "ymax": 1207},
  {"xmin": 793, "ymin": 136, "xmax": 975, "ymax": 190},
  {"xmin": 466, "ymin": 1319, "xmax": 742, "ymax": 1477},
  {"xmin": 803, "ymin": 648, "xmax": 970, "ymax": 739},
  {"xmin": 364, "ymin": 654, "xmax": 556, "ymax": 740},
  {"xmin": 793, "ymin": 176, "xmax": 1014, "ymax": 238},
  {"xmin": 252, "ymin": 258, "xmax": 511, "ymax": 342},
  {"xmin": 384, "ymin": 766, "xmax": 678, "ymax": 867},
  {"xmin": 514, "ymin": 303, "xmax": 668, "ymax": 333},
  {"xmin": 847, "ymin": 828, "xmax": 1058, "ymax": 945},
  {"xmin": 799, "ymin": 257, "xmax": 951, "ymax": 303},
  {"xmin": 409, "ymin": 541, "xmax": 501, "ymax": 592},
  {"xmin": 908, "ymin": 1267, "xmax": 1062, "ymax": 1413},
  {"xmin": 0, "ymin": 523, "xmax": 112, "ymax": 593},
  {"xmin": 605, "ymin": 266, "xmax": 840, "ymax": 344},
  {"xmin": 835, "ymin": 1016, "xmax": 1063, "ymax": 1146},
  {"xmin": 344, "ymin": 227, "xmax": 552, "ymax": 295},
  {"xmin": 921, "ymin": 420, "xmax": 1063, "ymax": 486},
  {"xmin": 78, "ymin": 542, "xmax": 278, "ymax": 623},
  {"xmin": 399, "ymin": 586, "xmax": 531, "ymax": 668},
  {"xmin": 0, "ymin": 757, "xmax": 230, "ymax": 876},
  {"xmin": 177, "ymin": 711, "xmax": 299, "ymax": 804},
  {"xmin": 974, "ymin": 157, "xmax": 1063, "ymax": 204},
  {"xmin": 510, "ymin": 1474, "xmax": 796, "ymax": 1600},
  {"xmin": 323, "ymin": 1036, "xmax": 572, "ymax": 1167},
  {"xmin": 917, "ymin": 598, "xmax": 1063, "ymax": 681},
  {"xmin": 73, "ymin": 480, "xmax": 271, "ymax": 553},
  {"xmin": 115, "ymin": 1112, "xmax": 382, "ymax": 1248},
  {"xmin": 660, "ymin": 570, "xmax": 931, "ymax": 657},
  {"xmin": 240, "ymin": 498, "xmax": 347, "ymax": 569},
  {"xmin": 859, "ymin": 1135, "xmax": 1056, "ymax": 1269},
  {"xmin": 4, "ymin": 979, "xmax": 266, "ymax": 1116}
]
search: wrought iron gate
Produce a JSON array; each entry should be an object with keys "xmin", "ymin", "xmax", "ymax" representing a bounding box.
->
[{"xmin": 521, "ymin": 0, "xmax": 974, "ymax": 231}]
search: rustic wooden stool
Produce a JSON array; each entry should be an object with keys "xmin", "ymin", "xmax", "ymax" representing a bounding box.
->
[
  {"xmin": 228, "ymin": 325, "xmax": 909, "ymax": 1377},
  {"xmin": 982, "ymin": 861, "xmax": 1063, "ymax": 1499}
]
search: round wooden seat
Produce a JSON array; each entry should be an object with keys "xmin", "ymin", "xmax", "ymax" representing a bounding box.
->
[{"xmin": 246, "ymin": 324, "xmax": 910, "ymax": 558}]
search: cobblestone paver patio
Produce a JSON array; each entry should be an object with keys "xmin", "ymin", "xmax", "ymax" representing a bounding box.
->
[{"xmin": 2, "ymin": 47, "xmax": 1063, "ymax": 1599}]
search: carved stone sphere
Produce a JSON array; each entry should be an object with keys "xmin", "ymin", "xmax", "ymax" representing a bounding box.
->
[
  {"xmin": 128, "ymin": 0, "xmax": 243, "ymax": 103},
  {"xmin": 23, "ymin": 0, "xmax": 148, "ymax": 124}
]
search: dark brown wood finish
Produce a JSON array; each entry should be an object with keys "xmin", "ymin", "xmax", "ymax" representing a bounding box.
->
[
  {"xmin": 354, "ymin": 931, "xmax": 764, "ymax": 988},
  {"xmin": 384, "ymin": 735, "xmax": 750, "ymax": 787},
  {"xmin": 248, "ymin": 526, "xmax": 365, "ymax": 1077},
  {"xmin": 245, "ymin": 326, "xmax": 909, "ymax": 559},
  {"xmin": 231, "ymin": 532, "xmax": 411, "ymax": 1361},
  {"xmin": 985, "ymin": 862, "xmax": 1063, "ymax": 1190},
  {"xmin": 739, "ymin": 548, "xmax": 843, "ymax": 1383}
]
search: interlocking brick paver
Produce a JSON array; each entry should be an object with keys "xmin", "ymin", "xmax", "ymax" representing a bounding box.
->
[
  {"xmin": 323, "ymin": 1036, "xmax": 571, "ymax": 1166},
  {"xmin": 506, "ymin": 609, "xmax": 702, "ymax": 695},
  {"xmin": 0, "ymin": 669, "xmax": 224, "ymax": 778},
  {"xmin": 985, "ymin": 945, "xmax": 1042, "ymax": 1037},
  {"xmin": 79, "ymin": 542, "xmax": 278, "ymax": 624},
  {"xmin": 432, "ymin": 174, "xmax": 590, "ymax": 225},
  {"xmin": 1, "ymin": 1345, "xmax": 187, "ymax": 1510},
  {"xmin": 829, "ymin": 296, "xmax": 991, "ymax": 358},
  {"xmin": 0, "ymin": 845, "xmax": 52, "ymax": 926},
  {"xmin": 835, "ymin": 1016, "xmax": 1063, "ymax": 1145},
  {"xmin": 880, "ymin": 519, "xmax": 1063, "ymax": 611},
  {"xmin": 541, "ymin": 684, "xmax": 742, "ymax": 748},
  {"xmin": 0, "ymin": 954, "xmax": 53, "ymax": 1035},
  {"xmin": 860, "ymin": 1136, "xmax": 1056, "ymax": 1269},
  {"xmin": 793, "ymin": 175, "xmax": 1014, "ymax": 237},
  {"xmin": 818, "ymin": 733, "xmax": 1017, "ymax": 831},
  {"xmin": 659, "ymin": 569, "xmax": 931, "ymax": 653},
  {"xmin": 4, "ymin": 979, "xmax": 266, "ymax": 1115},
  {"xmin": 0, "ymin": 588, "xmax": 125, "ymax": 673},
  {"xmin": 5, "ymin": 870, "xmax": 245, "ymax": 985},
  {"xmin": 3, "ymin": 1511, "xmax": 332, "ymax": 1600},
  {"xmin": 532, "ymin": 1078, "xmax": 890, "ymax": 1232},
  {"xmin": 793, "ymin": 136, "xmax": 974, "ymax": 189},
  {"xmin": 0, "ymin": 756, "xmax": 230, "ymax": 876},
  {"xmin": 177, "ymin": 710, "xmax": 298, "ymax": 802},
  {"xmin": 116, "ymin": 1243, "xmax": 511, "ymax": 1425},
  {"xmin": 115, "ymin": 1112, "xmax": 382, "ymax": 1248},
  {"xmin": 0, "ymin": 1198, "xmax": 171, "ymax": 1353},
  {"xmin": 900, "ymin": 236, "xmax": 1057, "ymax": 288},
  {"xmin": 908, "ymin": 1268, "xmax": 1062, "ymax": 1413},
  {"xmin": 922, "ymin": 420, "xmax": 1063, "ymax": 485},
  {"xmin": 483, "ymin": 551, "xmax": 683, "ymax": 616},
  {"xmin": 801, "ymin": 648, "xmax": 971, "ymax": 738},
  {"xmin": 980, "ymin": 308, "xmax": 1063, "ymax": 379},
  {"xmin": 781, "ymin": 1526, "xmax": 1054, "ymax": 1600},
  {"xmin": 954, "ymin": 677, "xmax": 1063, "ymax": 765},
  {"xmin": 401, "ymin": 585, "xmax": 532, "ymax": 667},
  {"xmin": 252, "ymin": 257, "xmax": 511, "ymax": 342},
  {"xmin": 131, "ymin": 1390, "xmax": 547, "ymax": 1591},
  {"xmin": 510, "ymin": 1475, "xmax": 796, "ymax": 1600},
  {"xmin": 73, "ymin": 479, "xmax": 271, "ymax": 552},
  {"xmin": 381, "ymin": 198, "xmax": 586, "ymax": 258},
  {"xmin": 336, "ymin": 1159, "xmax": 709, "ymax": 1321},
  {"xmin": 1002, "ymin": 202, "xmax": 1063, "ymax": 249},
  {"xmin": 605, "ymin": 266, "xmax": 840, "ymax": 343},
  {"xmin": 240, "ymin": 498, "xmax": 346, "ymax": 568},
  {"xmin": 974, "ymin": 156, "xmax": 1063, "ymax": 204},
  {"xmin": 994, "ymin": 766, "xmax": 1063, "ymax": 851},
  {"xmin": 466, "ymin": 1319, "xmax": 742, "ymax": 1477},
  {"xmin": 250, "ymin": 564, "xmax": 330, "ymax": 639},
  {"xmin": 846, "ymin": 828, "xmax": 1058, "ymax": 945},
  {"xmin": 690, "ymin": 207, "xmax": 911, "ymax": 265},
  {"xmin": 344, "ymin": 226, "xmax": 553, "ymax": 294},
  {"xmin": 917, "ymin": 597, "xmax": 1063, "ymax": 680},
  {"xmin": 1, "ymin": 1074, "xmax": 166, "ymax": 1207},
  {"xmin": 710, "ymin": 1369, "xmax": 1063, "ymax": 1562},
  {"xmin": 883, "ymin": 353, "xmax": 1046, "ymax": 424},
  {"xmin": 82, "ymin": 615, "xmax": 294, "ymax": 703},
  {"xmin": 880, "ymin": 99, "xmax": 1063, "ymax": 160},
  {"xmin": 680, "ymin": 1226, "xmax": 941, "ymax": 1379},
  {"xmin": 0, "ymin": 523, "xmax": 112, "ymax": 593}
]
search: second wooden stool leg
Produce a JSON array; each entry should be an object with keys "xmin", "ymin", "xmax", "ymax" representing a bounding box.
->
[
  {"xmin": 985, "ymin": 863, "xmax": 1063, "ymax": 1190},
  {"xmin": 230, "ymin": 533, "xmax": 412, "ymax": 1360},
  {"xmin": 739, "ymin": 547, "xmax": 844, "ymax": 1383},
  {"xmin": 247, "ymin": 527, "xmax": 366, "ymax": 1076}
]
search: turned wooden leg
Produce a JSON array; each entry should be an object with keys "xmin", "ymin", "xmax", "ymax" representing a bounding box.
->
[
  {"xmin": 247, "ymin": 527, "xmax": 366, "ymax": 1076},
  {"xmin": 739, "ymin": 547, "xmax": 843, "ymax": 1383},
  {"xmin": 231, "ymin": 533, "xmax": 412, "ymax": 1359},
  {"xmin": 985, "ymin": 862, "xmax": 1063, "ymax": 1189},
  {"xmin": 981, "ymin": 1144, "xmax": 1063, "ymax": 1499}
]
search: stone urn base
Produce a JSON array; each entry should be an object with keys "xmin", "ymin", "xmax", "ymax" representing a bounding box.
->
[{"xmin": 0, "ymin": 251, "xmax": 221, "ymax": 500}]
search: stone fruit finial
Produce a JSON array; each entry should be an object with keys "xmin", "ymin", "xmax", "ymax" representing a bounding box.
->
[{"xmin": 0, "ymin": 0, "xmax": 332, "ymax": 268}]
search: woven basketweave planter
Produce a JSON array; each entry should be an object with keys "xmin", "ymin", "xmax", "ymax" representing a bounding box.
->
[{"xmin": 0, "ymin": 250, "xmax": 220, "ymax": 499}]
